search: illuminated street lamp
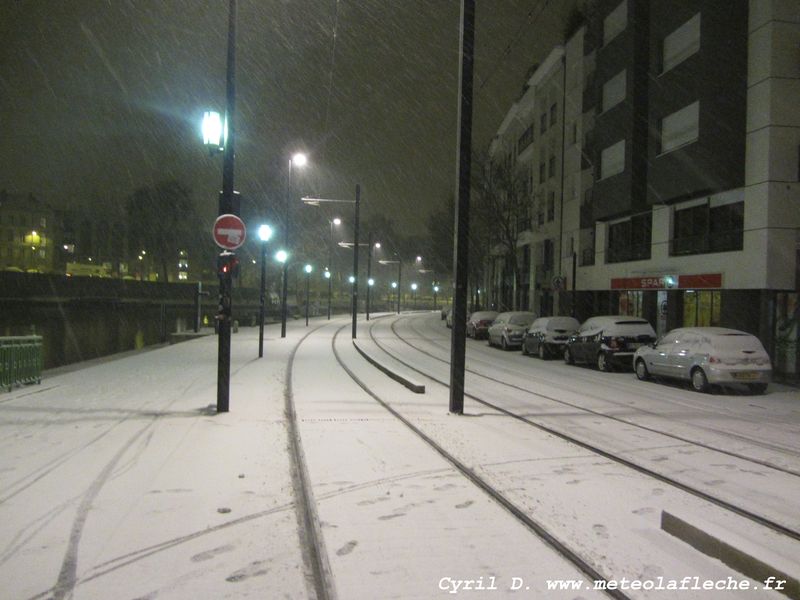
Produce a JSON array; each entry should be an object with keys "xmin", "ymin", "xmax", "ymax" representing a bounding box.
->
[
  {"xmin": 302, "ymin": 185, "xmax": 361, "ymax": 339},
  {"xmin": 304, "ymin": 264, "xmax": 313, "ymax": 326},
  {"xmin": 411, "ymin": 282, "xmax": 418, "ymax": 309},
  {"xmin": 281, "ymin": 152, "xmax": 309, "ymax": 338},
  {"xmin": 202, "ymin": 110, "xmax": 225, "ymax": 154},
  {"xmin": 433, "ymin": 285, "xmax": 440, "ymax": 310},
  {"xmin": 257, "ymin": 223, "xmax": 273, "ymax": 358}
]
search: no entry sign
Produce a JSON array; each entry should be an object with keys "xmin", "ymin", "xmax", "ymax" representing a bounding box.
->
[{"xmin": 213, "ymin": 214, "xmax": 246, "ymax": 250}]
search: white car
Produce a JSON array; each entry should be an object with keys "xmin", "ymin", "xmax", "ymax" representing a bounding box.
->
[{"xmin": 633, "ymin": 327, "xmax": 771, "ymax": 394}]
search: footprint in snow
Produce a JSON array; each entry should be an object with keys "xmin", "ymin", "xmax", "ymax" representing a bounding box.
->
[
  {"xmin": 226, "ymin": 561, "xmax": 269, "ymax": 583},
  {"xmin": 191, "ymin": 544, "xmax": 235, "ymax": 562},
  {"xmin": 336, "ymin": 540, "xmax": 358, "ymax": 556},
  {"xmin": 593, "ymin": 524, "xmax": 609, "ymax": 539}
]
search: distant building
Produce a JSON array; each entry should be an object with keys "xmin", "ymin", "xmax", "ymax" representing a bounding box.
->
[{"xmin": 0, "ymin": 191, "xmax": 57, "ymax": 273}]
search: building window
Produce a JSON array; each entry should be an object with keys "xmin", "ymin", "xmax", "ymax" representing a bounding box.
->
[
  {"xmin": 600, "ymin": 140, "xmax": 625, "ymax": 179},
  {"xmin": 661, "ymin": 101, "xmax": 699, "ymax": 153},
  {"xmin": 601, "ymin": 70, "xmax": 626, "ymax": 113},
  {"xmin": 543, "ymin": 239, "xmax": 554, "ymax": 271},
  {"xmin": 607, "ymin": 212, "xmax": 651, "ymax": 263},
  {"xmin": 603, "ymin": 1, "xmax": 627, "ymax": 46},
  {"xmin": 549, "ymin": 103, "xmax": 557, "ymax": 127},
  {"xmin": 671, "ymin": 201, "xmax": 743, "ymax": 256},
  {"xmin": 539, "ymin": 162, "xmax": 546, "ymax": 183},
  {"xmin": 540, "ymin": 113, "xmax": 547, "ymax": 135},
  {"xmin": 571, "ymin": 122, "xmax": 578, "ymax": 145},
  {"xmin": 662, "ymin": 13, "xmax": 700, "ymax": 73},
  {"xmin": 547, "ymin": 193, "xmax": 555, "ymax": 222},
  {"xmin": 683, "ymin": 290, "xmax": 722, "ymax": 327},
  {"xmin": 517, "ymin": 124, "xmax": 534, "ymax": 154},
  {"xmin": 548, "ymin": 156, "xmax": 556, "ymax": 179}
]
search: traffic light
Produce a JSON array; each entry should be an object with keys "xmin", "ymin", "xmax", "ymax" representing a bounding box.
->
[{"xmin": 217, "ymin": 252, "xmax": 239, "ymax": 277}]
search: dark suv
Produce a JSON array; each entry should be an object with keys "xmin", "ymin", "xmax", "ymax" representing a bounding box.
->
[{"xmin": 564, "ymin": 316, "xmax": 657, "ymax": 372}]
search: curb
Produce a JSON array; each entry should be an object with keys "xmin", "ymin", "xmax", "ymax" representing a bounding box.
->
[
  {"xmin": 352, "ymin": 340, "xmax": 425, "ymax": 394},
  {"xmin": 661, "ymin": 510, "xmax": 798, "ymax": 599}
]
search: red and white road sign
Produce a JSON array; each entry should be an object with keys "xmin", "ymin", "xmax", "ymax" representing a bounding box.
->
[{"xmin": 213, "ymin": 214, "xmax": 247, "ymax": 250}]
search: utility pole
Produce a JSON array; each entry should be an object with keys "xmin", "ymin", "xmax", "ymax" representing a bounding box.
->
[{"xmin": 448, "ymin": 0, "xmax": 474, "ymax": 415}]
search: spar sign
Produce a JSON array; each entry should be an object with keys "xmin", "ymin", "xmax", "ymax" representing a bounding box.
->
[{"xmin": 213, "ymin": 214, "xmax": 246, "ymax": 250}]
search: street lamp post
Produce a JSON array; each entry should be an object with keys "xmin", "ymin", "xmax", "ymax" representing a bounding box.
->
[
  {"xmin": 301, "ymin": 184, "xmax": 361, "ymax": 339},
  {"xmin": 257, "ymin": 224, "xmax": 273, "ymax": 358},
  {"xmin": 328, "ymin": 217, "xmax": 340, "ymax": 320},
  {"xmin": 304, "ymin": 264, "xmax": 313, "ymax": 326},
  {"xmin": 411, "ymin": 283, "xmax": 418, "ymax": 309},
  {"xmin": 281, "ymin": 152, "xmax": 308, "ymax": 339},
  {"xmin": 433, "ymin": 285, "xmax": 440, "ymax": 310},
  {"xmin": 366, "ymin": 233, "xmax": 375, "ymax": 320}
]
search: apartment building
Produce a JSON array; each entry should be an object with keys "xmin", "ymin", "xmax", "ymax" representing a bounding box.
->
[
  {"xmin": 0, "ymin": 191, "xmax": 56, "ymax": 273},
  {"xmin": 486, "ymin": 0, "xmax": 799, "ymax": 376}
]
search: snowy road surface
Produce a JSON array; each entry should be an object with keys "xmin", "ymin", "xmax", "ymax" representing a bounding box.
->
[{"xmin": 0, "ymin": 313, "xmax": 797, "ymax": 599}]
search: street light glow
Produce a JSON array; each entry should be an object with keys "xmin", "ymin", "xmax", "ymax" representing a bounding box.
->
[
  {"xmin": 202, "ymin": 111, "xmax": 224, "ymax": 148},
  {"xmin": 291, "ymin": 152, "xmax": 308, "ymax": 168},
  {"xmin": 416, "ymin": 256, "xmax": 422, "ymax": 262},
  {"xmin": 324, "ymin": 270, "xmax": 331, "ymax": 279},
  {"xmin": 411, "ymin": 283, "xmax": 418, "ymax": 291},
  {"xmin": 391, "ymin": 282, "xmax": 397, "ymax": 289},
  {"xmin": 434, "ymin": 285, "xmax": 440, "ymax": 292},
  {"xmin": 368, "ymin": 278, "xmax": 374, "ymax": 286},
  {"xmin": 349, "ymin": 275, "xmax": 355, "ymax": 283},
  {"xmin": 333, "ymin": 217, "xmax": 341, "ymax": 225},
  {"xmin": 374, "ymin": 242, "xmax": 381, "ymax": 249},
  {"xmin": 257, "ymin": 224, "xmax": 273, "ymax": 242},
  {"xmin": 304, "ymin": 264, "xmax": 313, "ymax": 274},
  {"xmin": 275, "ymin": 250, "xmax": 288, "ymax": 263}
]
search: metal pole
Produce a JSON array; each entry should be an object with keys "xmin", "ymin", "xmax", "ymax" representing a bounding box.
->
[
  {"xmin": 195, "ymin": 282, "xmax": 202, "ymax": 333},
  {"xmin": 305, "ymin": 272, "xmax": 310, "ymax": 326},
  {"xmin": 351, "ymin": 184, "xmax": 360, "ymax": 339},
  {"xmin": 397, "ymin": 260, "xmax": 401, "ymax": 313},
  {"xmin": 327, "ymin": 221, "xmax": 333, "ymax": 320},
  {"xmin": 366, "ymin": 231, "xmax": 372, "ymax": 321},
  {"xmin": 571, "ymin": 251, "xmax": 577, "ymax": 318},
  {"xmin": 281, "ymin": 161, "xmax": 292, "ymax": 338},
  {"xmin": 217, "ymin": 0, "xmax": 237, "ymax": 414},
  {"xmin": 449, "ymin": 0, "xmax": 474, "ymax": 415},
  {"xmin": 258, "ymin": 240, "xmax": 266, "ymax": 357}
]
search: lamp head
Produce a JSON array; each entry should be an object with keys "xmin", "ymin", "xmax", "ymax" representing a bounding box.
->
[
  {"xmin": 275, "ymin": 250, "xmax": 289, "ymax": 263},
  {"xmin": 304, "ymin": 264, "xmax": 313, "ymax": 274},
  {"xmin": 257, "ymin": 224, "xmax": 273, "ymax": 242},
  {"xmin": 291, "ymin": 152, "xmax": 308, "ymax": 168},
  {"xmin": 332, "ymin": 217, "xmax": 341, "ymax": 226}
]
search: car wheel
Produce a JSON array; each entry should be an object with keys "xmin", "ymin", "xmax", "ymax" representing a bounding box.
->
[
  {"xmin": 538, "ymin": 344, "xmax": 547, "ymax": 360},
  {"xmin": 564, "ymin": 347, "xmax": 574, "ymax": 365},
  {"xmin": 747, "ymin": 382, "xmax": 768, "ymax": 395},
  {"xmin": 501, "ymin": 336, "xmax": 508, "ymax": 351},
  {"xmin": 635, "ymin": 359, "xmax": 650, "ymax": 381},
  {"xmin": 521, "ymin": 342, "xmax": 529, "ymax": 356},
  {"xmin": 690, "ymin": 368, "xmax": 710, "ymax": 393},
  {"xmin": 597, "ymin": 352, "xmax": 612, "ymax": 372}
]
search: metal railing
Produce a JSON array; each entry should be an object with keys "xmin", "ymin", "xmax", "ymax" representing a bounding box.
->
[{"xmin": 0, "ymin": 336, "xmax": 43, "ymax": 392}]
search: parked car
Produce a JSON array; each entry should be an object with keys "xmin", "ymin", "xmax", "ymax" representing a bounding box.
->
[
  {"xmin": 522, "ymin": 316, "xmax": 580, "ymax": 359},
  {"xmin": 633, "ymin": 327, "xmax": 771, "ymax": 394},
  {"xmin": 564, "ymin": 315, "xmax": 656, "ymax": 371},
  {"xmin": 466, "ymin": 310, "xmax": 499, "ymax": 339},
  {"xmin": 487, "ymin": 312, "xmax": 537, "ymax": 350}
]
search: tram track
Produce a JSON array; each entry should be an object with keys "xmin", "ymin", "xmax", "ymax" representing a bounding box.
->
[{"xmin": 362, "ymin": 313, "xmax": 800, "ymax": 543}]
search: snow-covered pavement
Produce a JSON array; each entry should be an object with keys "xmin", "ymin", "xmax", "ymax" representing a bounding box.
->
[{"xmin": 0, "ymin": 314, "xmax": 798, "ymax": 599}]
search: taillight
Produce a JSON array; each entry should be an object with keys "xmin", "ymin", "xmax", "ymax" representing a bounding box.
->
[
  {"xmin": 709, "ymin": 356, "xmax": 720, "ymax": 364},
  {"xmin": 607, "ymin": 337, "xmax": 619, "ymax": 349}
]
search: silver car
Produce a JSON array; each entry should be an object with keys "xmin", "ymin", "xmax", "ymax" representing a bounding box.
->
[
  {"xmin": 633, "ymin": 327, "xmax": 772, "ymax": 394},
  {"xmin": 487, "ymin": 311, "xmax": 536, "ymax": 350}
]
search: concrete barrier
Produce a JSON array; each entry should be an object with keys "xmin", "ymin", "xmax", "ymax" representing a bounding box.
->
[{"xmin": 352, "ymin": 340, "xmax": 425, "ymax": 394}]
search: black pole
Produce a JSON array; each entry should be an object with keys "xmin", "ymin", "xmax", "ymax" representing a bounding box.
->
[
  {"xmin": 258, "ymin": 240, "xmax": 267, "ymax": 357},
  {"xmin": 397, "ymin": 260, "xmax": 402, "ymax": 313},
  {"xmin": 327, "ymin": 221, "xmax": 334, "ymax": 320},
  {"xmin": 366, "ymin": 231, "xmax": 372, "ymax": 321},
  {"xmin": 448, "ymin": 0, "xmax": 474, "ymax": 415},
  {"xmin": 305, "ymin": 271, "xmax": 310, "ymax": 326},
  {"xmin": 281, "ymin": 161, "xmax": 292, "ymax": 339},
  {"xmin": 217, "ymin": 0, "xmax": 237, "ymax": 414},
  {"xmin": 571, "ymin": 250, "xmax": 577, "ymax": 318},
  {"xmin": 195, "ymin": 282, "xmax": 202, "ymax": 333},
  {"xmin": 351, "ymin": 184, "xmax": 360, "ymax": 339}
]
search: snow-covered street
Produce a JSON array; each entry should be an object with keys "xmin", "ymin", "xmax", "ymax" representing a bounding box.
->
[{"xmin": 1, "ymin": 313, "xmax": 798, "ymax": 599}]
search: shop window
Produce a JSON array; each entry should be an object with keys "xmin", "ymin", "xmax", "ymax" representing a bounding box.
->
[
  {"xmin": 683, "ymin": 290, "xmax": 721, "ymax": 327},
  {"xmin": 618, "ymin": 291, "xmax": 643, "ymax": 317}
]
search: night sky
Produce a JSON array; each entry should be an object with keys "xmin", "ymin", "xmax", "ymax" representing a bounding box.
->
[{"xmin": 0, "ymin": 0, "xmax": 575, "ymax": 232}]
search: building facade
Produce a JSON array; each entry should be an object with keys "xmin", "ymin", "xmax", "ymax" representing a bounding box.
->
[{"xmin": 485, "ymin": 0, "xmax": 799, "ymax": 376}]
